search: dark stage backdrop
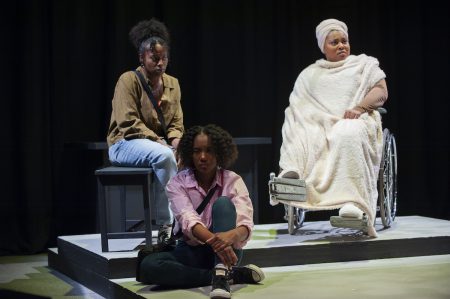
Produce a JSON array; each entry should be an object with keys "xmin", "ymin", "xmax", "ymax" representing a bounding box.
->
[{"xmin": 1, "ymin": 0, "xmax": 449, "ymax": 254}]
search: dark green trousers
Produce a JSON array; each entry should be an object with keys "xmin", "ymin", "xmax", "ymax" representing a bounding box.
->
[{"xmin": 139, "ymin": 196, "xmax": 243, "ymax": 287}]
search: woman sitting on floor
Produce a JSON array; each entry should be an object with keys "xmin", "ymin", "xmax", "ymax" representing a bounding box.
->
[{"xmin": 137, "ymin": 124, "xmax": 265, "ymax": 299}]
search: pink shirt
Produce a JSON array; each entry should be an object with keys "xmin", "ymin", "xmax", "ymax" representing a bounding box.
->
[{"xmin": 166, "ymin": 168, "xmax": 254, "ymax": 248}]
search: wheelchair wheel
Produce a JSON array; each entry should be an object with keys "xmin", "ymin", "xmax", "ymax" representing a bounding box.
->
[
  {"xmin": 378, "ymin": 128, "xmax": 398, "ymax": 228},
  {"xmin": 285, "ymin": 205, "xmax": 305, "ymax": 235}
]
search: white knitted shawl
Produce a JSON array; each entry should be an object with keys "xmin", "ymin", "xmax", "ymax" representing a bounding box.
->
[{"xmin": 277, "ymin": 54, "xmax": 386, "ymax": 235}]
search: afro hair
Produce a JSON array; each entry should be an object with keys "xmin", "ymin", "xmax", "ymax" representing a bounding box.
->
[
  {"xmin": 129, "ymin": 18, "xmax": 170, "ymax": 51},
  {"xmin": 178, "ymin": 124, "xmax": 238, "ymax": 170}
]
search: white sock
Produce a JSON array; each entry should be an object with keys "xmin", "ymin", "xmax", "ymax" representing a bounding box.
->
[
  {"xmin": 339, "ymin": 203, "xmax": 364, "ymax": 219},
  {"xmin": 279, "ymin": 169, "xmax": 300, "ymax": 179},
  {"xmin": 215, "ymin": 264, "xmax": 227, "ymax": 276}
]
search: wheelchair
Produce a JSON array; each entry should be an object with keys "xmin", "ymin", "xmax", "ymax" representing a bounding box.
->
[{"xmin": 269, "ymin": 108, "xmax": 398, "ymax": 235}]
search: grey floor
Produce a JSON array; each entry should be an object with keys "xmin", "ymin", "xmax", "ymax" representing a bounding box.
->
[
  {"xmin": 2, "ymin": 253, "xmax": 450, "ymax": 298},
  {"xmin": 2, "ymin": 216, "xmax": 450, "ymax": 298},
  {"xmin": 0, "ymin": 253, "xmax": 104, "ymax": 298}
]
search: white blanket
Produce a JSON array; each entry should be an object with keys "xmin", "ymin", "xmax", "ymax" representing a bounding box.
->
[{"xmin": 276, "ymin": 54, "xmax": 386, "ymax": 236}]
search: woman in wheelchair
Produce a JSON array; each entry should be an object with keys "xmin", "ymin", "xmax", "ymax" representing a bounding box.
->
[{"xmin": 273, "ymin": 19, "xmax": 388, "ymax": 237}]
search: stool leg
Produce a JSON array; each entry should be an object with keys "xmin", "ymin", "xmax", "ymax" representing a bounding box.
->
[
  {"xmin": 143, "ymin": 173, "xmax": 153, "ymax": 247},
  {"xmin": 119, "ymin": 186, "xmax": 126, "ymax": 231},
  {"xmin": 97, "ymin": 178, "xmax": 109, "ymax": 252}
]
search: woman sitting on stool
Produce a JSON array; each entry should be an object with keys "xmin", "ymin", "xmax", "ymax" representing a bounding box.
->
[{"xmin": 137, "ymin": 124, "xmax": 265, "ymax": 298}]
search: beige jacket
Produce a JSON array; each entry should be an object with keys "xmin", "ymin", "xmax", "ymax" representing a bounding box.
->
[{"xmin": 107, "ymin": 66, "xmax": 184, "ymax": 146}]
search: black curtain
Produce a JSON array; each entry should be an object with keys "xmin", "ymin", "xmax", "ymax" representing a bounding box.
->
[{"xmin": 1, "ymin": 0, "xmax": 449, "ymax": 254}]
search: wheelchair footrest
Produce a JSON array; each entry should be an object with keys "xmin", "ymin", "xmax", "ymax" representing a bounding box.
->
[
  {"xmin": 270, "ymin": 176, "xmax": 306, "ymax": 187},
  {"xmin": 269, "ymin": 177, "xmax": 306, "ymax": 199},
  {"xmin": 269, "ymin": 173, "xmax": 307, "ymax": 203},
  {"xmin": 330, "ymin": 215, "xmax": 368, "ymax": 232},
  {"xmin": 271, "ymin": 183, "xmax": 306, "ymax": 195},
  {"xmin": 271, "ymin": 193, "xmax": 306, "ymax": 202}
]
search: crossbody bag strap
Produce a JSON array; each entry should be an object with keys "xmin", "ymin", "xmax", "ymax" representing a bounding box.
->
[
  {"xmin": 195, "ymin": 184, "xmax": 219, "ymax": 215},
  {"xmin": 134, "ymin": 70, "xmax": 169, "ymax": 142},
  {"xmin": 171, "ymin": 184, "xmax": 219, "ymax": 239}
]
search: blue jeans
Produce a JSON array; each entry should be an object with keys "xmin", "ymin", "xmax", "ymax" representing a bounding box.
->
[
  {"xmin": 108, "ymin": 138, "xmax": 177, "ymax": 225},
  {"xmin": 139, "ymin": 196, "xmax": 243, "ymax": 287}
]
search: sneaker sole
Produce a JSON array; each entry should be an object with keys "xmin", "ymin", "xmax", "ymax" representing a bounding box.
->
[
  {"xmin": 245, "ymin": 264, "xmax": 265, "ymax": 283},
  {"xmin": 210, "ymin": 288, "xmax": 231, "ymax": 299}
]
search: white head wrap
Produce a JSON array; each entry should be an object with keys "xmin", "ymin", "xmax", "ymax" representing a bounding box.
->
[{"xmin": 316, "ymin": 19, "xmax": 348, "ymax": 53}]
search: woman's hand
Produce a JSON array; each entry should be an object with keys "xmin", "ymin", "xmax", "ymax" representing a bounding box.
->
[
  {"xmin": 212, "ymin": 231, "xmax": 238, "ymax": 251},
  {"xmin": 206, "ymin": 232, "xmax": 239, "ymax": 268},
  {"xmin": 206, "ymin": 231, "xmax": 234, "ymax": 253},
  {"xmin": 171, "ymin": 138, "xmax": 180, "ymax": 150},
  {"xmin": 343, "ymin": 108, "xmax": 362, "ymax": 119},
  {"xmin": 216, "ymin": 245, "xmax": 238, "ymax": 268}
]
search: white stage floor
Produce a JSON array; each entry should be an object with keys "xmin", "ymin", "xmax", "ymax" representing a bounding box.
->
[
  {"xmin": 54, "ymin": 215, "xmax": 450, "ymax": 255},
  {"xmin": 48, "ymin": 216, "xmax": 450, "ymax": 298},
  {"xmin": 112, "ymin": 254, "xmax": 450, "ymax": 299}
]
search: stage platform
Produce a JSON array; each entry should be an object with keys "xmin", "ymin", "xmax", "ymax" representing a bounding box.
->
[{"xmin": 48, "ymin": 216, "xmax": 450, "ymax": 298}]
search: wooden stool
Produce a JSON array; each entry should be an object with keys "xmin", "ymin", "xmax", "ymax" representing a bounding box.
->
[{"xmin": 95, "ymin": 166, "xmax": 154, "ymax": 252}]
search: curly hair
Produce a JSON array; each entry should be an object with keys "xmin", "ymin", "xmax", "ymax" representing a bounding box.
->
[
  {"xmin": 178, "ymin": 124, "xmax": 238, "ymax": 169},
  {"xmin": 129, "ymin": 18, "xmax": 170, "ymax": 54}
]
